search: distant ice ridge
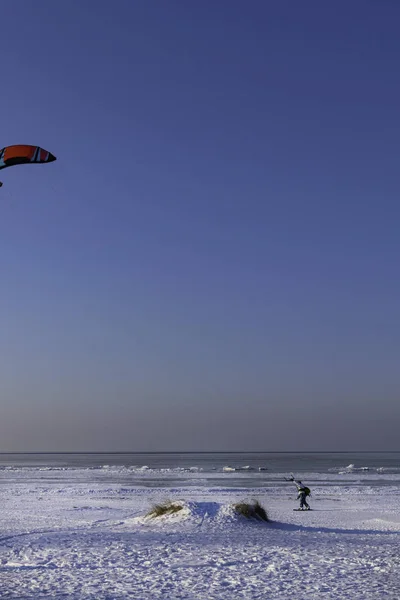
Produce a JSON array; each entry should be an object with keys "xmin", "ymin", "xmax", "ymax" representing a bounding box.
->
[
  {"xmin": 1, "ymin": 463, "xmax": 399, "ymax": 476},
  {"xmin": 327, "ymin": 464, "xmax": 400, "ymax": 475},
  {"xmin": 223, "ymin": 465, "xmax": 267, "ymax": 472},
  {"xmin": 338, "ymin": 464, "xmax": 370, "ymax": 474},
  {"xmin": 0, "ymin": 465, "xmax": 205, "ymax": 473},
  {"xmin": 0, "ymin": 464, "xmax": 269, "ymax": 474}
]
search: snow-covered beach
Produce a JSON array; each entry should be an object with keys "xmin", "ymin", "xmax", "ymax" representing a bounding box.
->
[{"xmin": 1, "ymin": 453, "xmax": 399, "ymax": 599}]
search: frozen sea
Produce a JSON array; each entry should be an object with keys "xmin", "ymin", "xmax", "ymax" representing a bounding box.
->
[{"xmin": 0, "ymin": 452, "xmax": 399, "ymax": 598}]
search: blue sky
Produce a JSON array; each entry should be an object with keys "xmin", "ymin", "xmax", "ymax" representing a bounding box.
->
[{"xmin": 0, "ymin": 1, "xmax": 399, "ymax": 451}]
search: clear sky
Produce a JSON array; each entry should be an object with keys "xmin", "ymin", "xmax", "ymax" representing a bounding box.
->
[{"xmin": 0, "ymin": 1, "xmax": 399, "ymax": 452}]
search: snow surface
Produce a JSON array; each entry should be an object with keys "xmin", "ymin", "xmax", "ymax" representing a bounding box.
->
[{"xmin": 0, "ymin": 469, "xmax": 399, "ymax": 599}]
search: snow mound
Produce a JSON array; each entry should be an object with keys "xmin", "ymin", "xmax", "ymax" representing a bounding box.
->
[{"xmin": 129, "ymin": 501, "xmax": 269, "ymax": 528}]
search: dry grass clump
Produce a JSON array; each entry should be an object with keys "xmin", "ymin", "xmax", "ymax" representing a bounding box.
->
[
  {"xmin": 146, "ymin": 500, "xmax": 184, "ymax": 518},
  {"xmin": 233, "ymin": 500, "xmax": 269, "ymax": 522}
]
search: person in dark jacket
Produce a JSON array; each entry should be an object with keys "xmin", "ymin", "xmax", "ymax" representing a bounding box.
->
[{"xmin": 292, "ymin": 478, "xmax": 311, "ymax": 510}]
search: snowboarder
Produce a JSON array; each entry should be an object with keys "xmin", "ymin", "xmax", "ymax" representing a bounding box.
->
[{"xmin": 290, "ymin": 477, "xmax": 311, "ymax": 510}]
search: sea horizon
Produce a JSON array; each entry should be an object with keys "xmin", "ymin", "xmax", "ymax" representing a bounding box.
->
[{"xmin": 0, "ymin": 449, "xmax": 399, "ymax": 454}]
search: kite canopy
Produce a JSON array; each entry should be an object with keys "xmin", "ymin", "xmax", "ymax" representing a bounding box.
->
[{"xmin": 0, "ymin": 145, "xmax": 56, "ymax": 171}]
